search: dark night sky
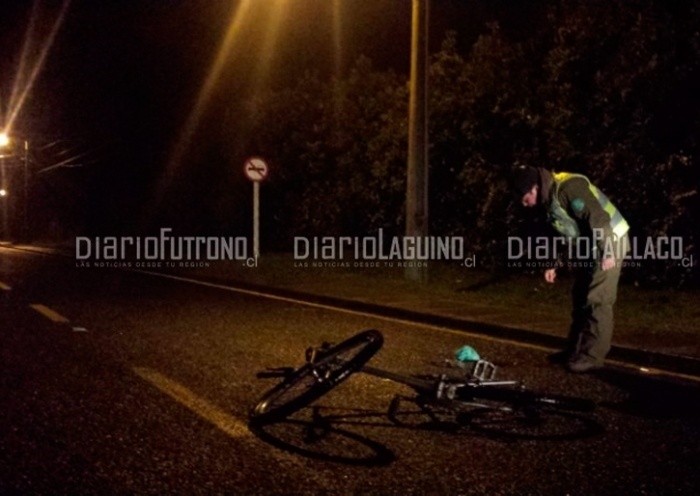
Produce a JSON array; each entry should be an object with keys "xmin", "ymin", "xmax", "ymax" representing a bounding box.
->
[
  {"xmin": 0, "ymin": 0, "xmax": 549, "ymax": 232},
  {"xmin": 2, "ymin": 0, "xmax": 547, "ymax": 146}
]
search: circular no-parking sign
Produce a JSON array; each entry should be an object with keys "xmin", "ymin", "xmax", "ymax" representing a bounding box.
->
[{"xmin": 244, "ymin": 157, "xmax": 269, "ymax": 182}]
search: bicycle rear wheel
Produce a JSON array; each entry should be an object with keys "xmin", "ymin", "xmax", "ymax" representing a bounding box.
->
[{"xmin": 250, "ymin": 329, "xmax": 384, "ymax": 424}]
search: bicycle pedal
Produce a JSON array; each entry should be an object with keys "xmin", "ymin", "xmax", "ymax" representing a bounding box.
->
[
  {"xmin": 472, "ymin": 360, "xmax": 497, "ymax": 381},
  {"xmin": 305, "ymin": 347, "xmax": 316, "ymax": 363},
  {"xmin": 305, "ymin": 342, "xmax": 336, "ymax": 364}
]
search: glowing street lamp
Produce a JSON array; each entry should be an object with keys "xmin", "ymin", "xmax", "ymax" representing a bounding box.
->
[{"xmin": 0, "ymin": 135, "xmax": 7, "ymax": 207}]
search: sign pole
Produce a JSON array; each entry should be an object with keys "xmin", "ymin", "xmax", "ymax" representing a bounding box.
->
[
  {"xmin": 253, "ymin": 181, "xmax": 260, "ymax": 259},
  {"xmin": 243, "ymin": 157, "xmax": 269, "ymax": 261}
]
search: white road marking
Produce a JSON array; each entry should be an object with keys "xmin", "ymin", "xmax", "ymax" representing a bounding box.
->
[
  {"xmin": 29, "ymin": 304, "xmax": 70, "ymax": 323},
  {"xmin": 133, "ymin": 367, "xmax": 250, "ymax": 439}
]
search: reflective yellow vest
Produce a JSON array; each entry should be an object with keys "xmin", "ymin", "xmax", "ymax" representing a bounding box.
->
[{"xmin": 549, "ymin": 172, "xmax": 630, "ymax": 239}]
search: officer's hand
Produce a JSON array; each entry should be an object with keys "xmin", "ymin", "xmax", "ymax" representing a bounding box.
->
[
  {"xmin": 601, "ymin": 256, "xmax": 616, "ymax": 271},
  {"xmin": 544, "ymin": 268, "xmax": 557, "ymax": 283}
]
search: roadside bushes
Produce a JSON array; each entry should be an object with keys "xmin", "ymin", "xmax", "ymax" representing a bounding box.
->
[{"xmin": 243, "ymin": 0, "xmax": 699, "ymax": 286}]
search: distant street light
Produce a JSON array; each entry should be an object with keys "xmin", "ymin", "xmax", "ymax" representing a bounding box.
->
[
  {"xmin": 0, "ymin": 132, "xmax": 30, "ymax": 240},
  {"xmin": 0, "ymin": 135, "xmax": 8, "ymax": 241},
  {"xmin": 0, "ymin": 144, "xmax": 6, "ymax": 241}
]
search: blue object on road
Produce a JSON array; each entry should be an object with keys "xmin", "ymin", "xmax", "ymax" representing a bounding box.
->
[{"xmin": 455, "ymin": 345, "xmax": 480, "ymax": 362}]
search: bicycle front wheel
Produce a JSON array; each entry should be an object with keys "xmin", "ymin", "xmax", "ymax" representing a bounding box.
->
[{"xmin": 250, "ymin": 329, "xmax": 384, "ymax": 424}]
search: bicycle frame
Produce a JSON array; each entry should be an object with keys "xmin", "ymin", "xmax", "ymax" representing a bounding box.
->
[
  {"xmin": 316, "ymin": 337, "xmax": 593, "ymax": 416},
  {"xmin": 356, "ymin": 360, "xmax": 523, "ymax": 415}
]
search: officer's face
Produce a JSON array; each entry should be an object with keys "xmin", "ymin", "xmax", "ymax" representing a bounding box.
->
[{"xmin": 521, "ymin": 185, "xmax": 538, "ymax": 207}]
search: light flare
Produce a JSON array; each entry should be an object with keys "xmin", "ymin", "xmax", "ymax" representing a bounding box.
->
[
  {"xmin": 150, "ymin": 0, "xmax": 293, "ymax": 219},
  {"xmin": 248, "ymin": 0, "xmax": 289, "ymax": 91},
  {"xmin": 3, "ymin": 1, "xmax": 72, "ymax": 137},
  {"xmin": 151, "ymin": 0, "xmax": 255, "ymax": 208}
]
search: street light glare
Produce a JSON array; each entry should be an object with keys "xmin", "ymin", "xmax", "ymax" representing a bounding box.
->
[
  {"xmin": 0, "ymin": 133, "xmax": 9, "ymax": 147},
  {"xmin": 0, "ymin": 189, "xmax": 7, "ymax": 197},
  {"xmin": 155, "ymin": 0, "xmax": 255, "ymax": 213},
  {"xmin": 5, "ymin": 1, "xmax": 71, "ymax": 134}
]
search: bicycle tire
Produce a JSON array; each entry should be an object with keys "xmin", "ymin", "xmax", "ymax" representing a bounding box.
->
[
  {"xmin": 250, "ymin": 329, "xmax": 384, "ymax": 423},
  {"xmin": 457, "ymin": 384, "xmax": 595, "ymax": 413}
]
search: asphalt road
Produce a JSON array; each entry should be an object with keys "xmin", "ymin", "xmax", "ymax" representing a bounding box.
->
[{"xmin": 2, "ymin": 247, "xmax": 700, "ymax": 495}]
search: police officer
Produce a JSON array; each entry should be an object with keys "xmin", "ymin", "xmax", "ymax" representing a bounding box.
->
[{"xmin": 510, "ymin": 165, "xmax": 630, "ymax": 373}]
